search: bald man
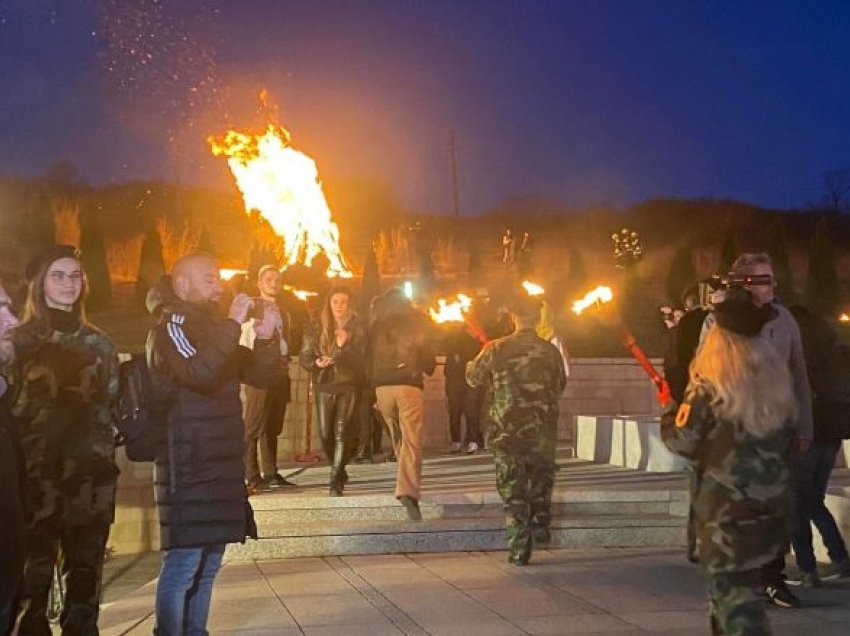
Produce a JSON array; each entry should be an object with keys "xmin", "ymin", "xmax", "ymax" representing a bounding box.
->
[{"xmin": 149, "ymin": 253, "xmax": 281, "ymax": 636}]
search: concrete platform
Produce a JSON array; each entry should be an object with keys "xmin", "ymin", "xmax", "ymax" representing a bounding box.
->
[{"xmin": 97, "ymin": 548, "xmax": 850, "ymax": 635}]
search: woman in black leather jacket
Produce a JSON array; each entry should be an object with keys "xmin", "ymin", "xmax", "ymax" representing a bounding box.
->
[{"xmin": 300, "ymin": 286, "xmax": 366, "ymax": 495}]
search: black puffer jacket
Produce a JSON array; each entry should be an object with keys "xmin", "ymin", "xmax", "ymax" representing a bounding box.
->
[{"xmin": 149, "ymin": 299, "xmax": 277, "ymax": 549}]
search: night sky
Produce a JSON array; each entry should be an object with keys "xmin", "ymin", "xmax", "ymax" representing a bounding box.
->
[{"xmin": 1, "ymin": 0, "xmax": 850, "ymax": 215}]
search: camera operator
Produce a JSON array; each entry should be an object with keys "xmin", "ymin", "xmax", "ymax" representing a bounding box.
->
[{"xmin": 700, "ymin": 252, "xmax": 813, "ymax": 609}]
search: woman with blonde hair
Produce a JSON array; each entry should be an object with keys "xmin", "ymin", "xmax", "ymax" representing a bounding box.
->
[
  {"xmin": 662, "ymin": 288, "xmax": 797, "ymax": 635},
  {"xmin": 300, "ymin": 286, "xmax": 366, "ymax": 495}
]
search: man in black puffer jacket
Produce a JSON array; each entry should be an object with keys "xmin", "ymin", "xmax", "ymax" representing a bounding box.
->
[{"xmin": 149, "ymin": 254, "xmax": 280, "ymax": 635}]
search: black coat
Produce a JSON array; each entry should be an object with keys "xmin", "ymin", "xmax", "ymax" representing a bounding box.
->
[
  {"xmin": 369, "ymin": 308, "xmax": 436, "ymax": 389},
  {"xmin": 299, "ymin": 314, "xmax": 366, "ymax": 393},
  {"xmin": 150, "ymin": 300, "xmax": 277, "ymax": 550}
]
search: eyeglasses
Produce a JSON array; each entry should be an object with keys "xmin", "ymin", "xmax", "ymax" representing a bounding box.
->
[{"xmin": 47, "ymin": 271, "xmax": 84, "ymax": 284}]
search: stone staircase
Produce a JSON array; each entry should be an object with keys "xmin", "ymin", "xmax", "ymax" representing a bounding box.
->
[{"xmin": 225, "ymin": 452, "xmax": 689, "ymax": 560}]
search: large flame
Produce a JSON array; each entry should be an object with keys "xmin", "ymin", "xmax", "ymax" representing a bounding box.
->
[
  {"xmin": 429, "ymin": 294, "xmax": 473, "ymax": 323},
  {"xmin": 209, "ymin": 122, "xmax": 352, "ymax": 278},
  {"xmin": 571, "ymin": 286, "xmax": 614, "ymax": 315}
]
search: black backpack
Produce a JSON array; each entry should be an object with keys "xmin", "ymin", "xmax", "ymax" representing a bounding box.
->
[
  {"xmin": 811, "ymin": 343, "xmax": 850, "ymax": 441},
  {"xmin": 116, "ymin": 353, "xmax": 172, "ymax": 461}
]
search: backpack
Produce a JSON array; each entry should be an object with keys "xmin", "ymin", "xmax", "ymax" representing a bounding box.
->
[
  {"xmin": 116, "ymin": 353, "xmax": 172, "ymax": 461},
  {"xmin": 810, "ymin": 343, "xmax": 850, "ymax": 441}
]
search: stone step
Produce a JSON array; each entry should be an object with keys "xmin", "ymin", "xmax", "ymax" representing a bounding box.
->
[
  {"xmin": 226, "ymin": 513, "xmax": 686, "ymax": 560},
  {"xmin": 249, "ymin": 490, "xmax": 687, "ymax": 525}
]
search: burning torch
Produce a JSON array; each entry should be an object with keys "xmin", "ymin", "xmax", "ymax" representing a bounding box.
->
[
  {"xmin": 572, "ymin": 285, "xmax": 671, "ymax": 407},
  {"xmin": 429, "ymin": 294, "xmax": 488, "ymax": 344}
]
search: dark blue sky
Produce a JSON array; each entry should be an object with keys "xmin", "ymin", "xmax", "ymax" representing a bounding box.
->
[{"xmin": 1, "ymin": 0, "xmax": 849, "ymax": 214}]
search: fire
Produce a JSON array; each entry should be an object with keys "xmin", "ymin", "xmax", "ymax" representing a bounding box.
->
[
  {"xmin": 429, "ymin": 294, "xmax": 473, "ymax": 324},
  {"xmin": 283, "ymin": 285, "xmax": 318, "ymax": 302},
  {"xmin": 209, "ymin": 117, "xmax": 352, "ymax": 278},
  {"xmin": 840, "ymin": 312, "xmax": 850, "ymax": 324},
  {"xmin": 220, "ymin": 268, "xmax": 248, "ymax": 281},
  {"xmin": 571, "ymin": 285, "xmax": 614, "ymax": 315},
  {"xmin": 521, "ymin": 281, "xmax": 545, "ymax": 296}
]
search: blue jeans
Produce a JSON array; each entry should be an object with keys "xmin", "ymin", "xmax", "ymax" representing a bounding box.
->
[
  {"xmin": 155, "ymin": 544, "xmax": 225, "ymax": 635},
  {"xmin": 791, "ymin": 441, "xmax": 849, "ymax": 573}
]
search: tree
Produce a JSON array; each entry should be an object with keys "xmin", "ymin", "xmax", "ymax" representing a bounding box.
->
[
  {"xmin": 28, "ymin": 190, "xmax": 56, "ymax": 256},
  {"xmin": 136, "ymin": 225, "xmax": 166, "ymax": 305},
  {"xmin": 805, "ymin": 217, "xmax": 839, "ymax": 317},
  {"xmin": 359, "ymin": 242, "xmax": 381, "ymax": 318},
  {"xmin": 665, "ymin": 244, "xmax": 697, "ymax": 304},
  {"xmin": 196, "ymin": 225, "xmax": 216, "ymax": 256},
  {"xmin": 822, "ymin": 169, "xmax": 850, "ymax": 213},
  {"xmin": 80, "ymin": 210, "xmax": 111, "ymax": 310},
  {"xmin": 767, "ymin": 216, "xmax": 794, "ymax": 304},
  {"xmin": 718, "ymin": 231, "xmax": 738, "ymax": 273}
]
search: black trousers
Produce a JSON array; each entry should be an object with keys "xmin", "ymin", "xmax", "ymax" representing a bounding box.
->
[
  {"xmin": 316, "ymin": 391, "xmax": 357, "ymax": 482},
  {"xmin": 262, "ymin": 375, "xmax": 291, "ymax": 477},
  {"xmin": 446, "ymin": 380, "xmax": 483, "ymax": 446}
]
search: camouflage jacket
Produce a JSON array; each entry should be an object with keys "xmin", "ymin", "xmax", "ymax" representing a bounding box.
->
[
  {"xmin": 661, "ymin": 383, "xmax": 794, "ymax": 573},
  {"xmin": 466, "ymin": 327, "xmax": 566, "ymax": 452},
  {"xmin": 3, "ymin": 319, "xmax": 120, "ymax": 525}
]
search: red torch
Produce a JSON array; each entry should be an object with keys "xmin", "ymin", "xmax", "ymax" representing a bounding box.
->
[{"xmin": 572, "ymin": 286, "xmax": 671, "ymax": 407}]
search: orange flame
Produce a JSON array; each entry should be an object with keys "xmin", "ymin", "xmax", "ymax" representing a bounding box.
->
[
  {"xmin": 209, "ymin": 116, "xmax": 352, "ymax": 278},
  {"xmin": 521, "ymin": 280, "xmax": 545, "ymax": 296},
  {"xmin": 571, "ymin": 286, "xmax": 614, "ymax": 315},
  {"xmin": 429, "ymin": 294, "xmax": 473, "ymax": 323}
]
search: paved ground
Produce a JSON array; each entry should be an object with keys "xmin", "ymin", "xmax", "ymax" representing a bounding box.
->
[{"xmin": 97, "ymin": 546, "xmax": 850, "ymax": 636}]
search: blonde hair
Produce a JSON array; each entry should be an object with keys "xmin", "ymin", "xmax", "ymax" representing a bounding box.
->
[{"xmin": 690, "ymin": 327, "xmax": 797, "ymax": 437}]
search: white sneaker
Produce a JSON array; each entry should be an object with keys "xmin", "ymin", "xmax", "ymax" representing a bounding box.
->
[
  {"xmin": 449, "ymin": 442, "xmax": 462, "ymax": 453},
  {"xmin": 466, "ymin": 442, "xmax": 479, "ymax": 454}
]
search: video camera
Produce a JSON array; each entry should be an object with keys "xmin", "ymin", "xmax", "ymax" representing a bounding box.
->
[{"xmin": 697, "ymin": 273, "xmax": 773, "ymax": 307}]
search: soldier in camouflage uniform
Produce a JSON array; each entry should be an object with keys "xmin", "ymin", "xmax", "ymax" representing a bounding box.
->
[
  {"xmin": 2, "ymin": 245, "xmax": 119, "ymax": 635},
  {"xmin": 661, "ymin": 289, "xmax": 798, "ymax": 635},
  {"xmin": 466, "ymin": 294, "xmax": 566, "ymax": 565}
]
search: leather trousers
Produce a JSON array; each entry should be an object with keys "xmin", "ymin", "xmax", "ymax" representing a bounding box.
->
[{"xmin": 316, "ymin": 391, "xmax": 357, "ymax": 485}]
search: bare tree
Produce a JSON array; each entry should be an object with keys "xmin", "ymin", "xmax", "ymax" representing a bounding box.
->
[{"xmin": 822, "ymin": 169, "xmax": 850, "ymax": 212}]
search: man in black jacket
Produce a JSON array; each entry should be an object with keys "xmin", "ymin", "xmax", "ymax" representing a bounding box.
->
[
  {"xmin": 150, "ymin": 254, "xmax": 280, "ymax": 635},
  {"xmin": 369, "ymin": 288, "xmax": 436, "ymax": 520}
]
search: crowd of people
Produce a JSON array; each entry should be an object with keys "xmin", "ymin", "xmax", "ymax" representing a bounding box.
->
[{"xmin": 2, "ymin": 244, "xmax": 849, "ymax": 635}]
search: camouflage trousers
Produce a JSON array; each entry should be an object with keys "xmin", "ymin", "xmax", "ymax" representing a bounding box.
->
[
  {"xmin": 492, "ymin": 444, "xmax": 556, "ymax": 562},
  {"xmin": 707, "ymin": 570, "xmax": 771, "ymax": 635},
  {"xmin": 17, "ymin": 516, "xmax": 111, "ymax": 635}
]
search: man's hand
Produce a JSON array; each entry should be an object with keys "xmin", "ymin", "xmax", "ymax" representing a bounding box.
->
[
  {"xmin": 335, "ymin": 328, "xmax": 348, "ymax": 347},
  {"xmin": 254, "ymin": 302, "xmax": 280, "ymax": 339},
  {"xmin": 228, "ymin": 293, "xmax": 253, "ymax": 325}
]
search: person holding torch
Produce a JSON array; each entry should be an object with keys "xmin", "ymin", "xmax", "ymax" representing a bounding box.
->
[{"xmin": 466, "ymin": 293, "xmax": 566, "ymax": 566}]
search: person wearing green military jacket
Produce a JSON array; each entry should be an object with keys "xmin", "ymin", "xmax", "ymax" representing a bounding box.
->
[
  {"xmin": 661, "ymin": 289, "xmax": 798, "ymax": 635},
  {"xmin": 2, "ymin": 245, "xmax": 120, "ymax": 635},
  {"xmin": 466, "ymin": 294, "xmax": 566, "ymax": 566}
]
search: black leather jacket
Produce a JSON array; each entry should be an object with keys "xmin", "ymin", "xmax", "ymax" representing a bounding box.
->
[{"xmin": 299, "ymin": 314, "xmax": 367, "ymax": 393}]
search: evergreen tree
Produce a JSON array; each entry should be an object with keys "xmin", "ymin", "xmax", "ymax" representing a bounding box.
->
[
  {"xmin": 567, "ymin": 245, "xmax": 586, "ymax": 293},
  {"xmin": 718, "ymin": 231, "xmax": 739, "ymax": 273},
  {"xmin": 136, "ymin": 225, "xmax": 166, "ymax": 305},
  {"xmin": 805, "ymin": 217, "xmax": 839, "ymax": 317},
  {"xmin": 767, "ymin": 216, "xmax": 794, "ymax": 304},
  {"xmin": 196, "ymin": 225, "xmax": 216, "ymax": 256},
  {"xmin": 359, "ymin": 242, "xmax": 381, "ymax": 318},
  {"xmin": 665, "ymin": 244, "xmax": 697, "ymax": 304},
  {"xmin": 80, "ymin": 211, "xmax": 111, "ymax": 310},
  {"xmin": 28, "ymin": 190, "xmax": 56, "ymax": 255}
]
